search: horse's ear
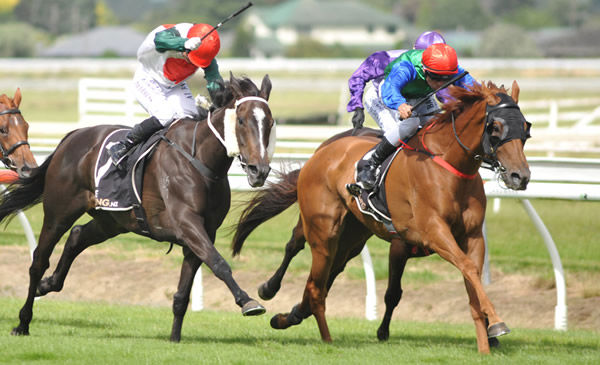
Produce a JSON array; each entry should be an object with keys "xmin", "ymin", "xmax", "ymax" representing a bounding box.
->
[
  {"xmin": 510, "ymin": 80, "xmax": 520, "ymax": 104},
  {"xmin": 14, "ymin": 88, "xmax": 21, "ymax": 107},
  {"xmin": 229, "ymin": 71, "xmax": 243, "ymax": 98},
  {"xmin": 259, "ymin": 74, "xmax": 272, "ymax": 101}
]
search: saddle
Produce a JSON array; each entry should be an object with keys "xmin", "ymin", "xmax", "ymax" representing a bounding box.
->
[{"xmin": 94, "ymin": 128, "xmax": 166, "ymax": 235}]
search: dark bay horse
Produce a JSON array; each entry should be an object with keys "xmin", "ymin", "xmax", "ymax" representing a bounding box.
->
[
  {"xmin": 0, "ymin": 88, "xmax": 37, "ymax": 176},
  {"xmin": 1, "ymin": 74, "xmax": 274, "ymax": 342},
  {"xmin": 232, "ymin": 81, "xmax": 531, "ymax": 353}
]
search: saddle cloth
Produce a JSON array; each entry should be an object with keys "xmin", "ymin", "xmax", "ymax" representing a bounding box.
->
[
  {"xmin": 352, "ymin": 148, "xmax": 402, "ymax": 233},
  {"xmin": 94, "ymin": 128, "xmax": 162, "ymax": 211}
]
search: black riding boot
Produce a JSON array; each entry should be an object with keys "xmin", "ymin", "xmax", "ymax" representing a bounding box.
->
[
  {"xmin": 108, "ymin": 116, "xmax": 163, "ymax": 166},
  {"xmin": 356, "ymin": 138, "xmax": 397, "ymax": 190}
]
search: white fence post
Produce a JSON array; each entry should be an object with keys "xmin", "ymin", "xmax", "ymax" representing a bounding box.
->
[
  {"xmin": 360, "ymin": 245, "xmax": 377, "ymax": 321},
  {"xmin": 191, "ymin": 269, "xmax": 203, "ymax": 311},
  {"xmin": 520, "ymin": 199, "xmax": 567, "ymax": 331}
]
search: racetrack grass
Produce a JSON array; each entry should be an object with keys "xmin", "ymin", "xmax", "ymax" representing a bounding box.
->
[
  {"xmin": 1, "ymin": 196, "xmax": 599, "ymax": 283},
  {"xmin": 0, "ymin": 297, "xmax": 598, "ymax": 364}
]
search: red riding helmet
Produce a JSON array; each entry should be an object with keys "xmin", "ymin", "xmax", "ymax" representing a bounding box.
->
[
  {"xmin": 186, "ymin": 23, "xmax": 220, "ymax": 68},
  {"xmin": 422, "ymin": 43, "xmax": 458, "ymax": 76}
]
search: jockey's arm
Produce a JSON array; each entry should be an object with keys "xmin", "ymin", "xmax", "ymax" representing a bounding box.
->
[
  {"xmin": 203, "ymin": 59, "xmax": 224, "ymax": 94},
  {"xmin": 347, "ymin": 51, "xmax": 391, "ymax": 112},
  {"xmin": 154, "ymin": 27, "xmax": 188, "ymax": 52},
  {"xmin": 381, "ymin": 60, "xmax": 416, "ymax": 110}
]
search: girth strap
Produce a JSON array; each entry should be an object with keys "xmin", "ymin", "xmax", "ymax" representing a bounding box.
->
[{"xmin": 160, "ymin": 135, "xmax": 225, "ymax": 181}]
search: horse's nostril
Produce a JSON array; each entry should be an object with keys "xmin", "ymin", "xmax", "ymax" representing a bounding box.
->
[{"xmin": 248, "ymin": 165, "xmax": 259, "ymax": 175}]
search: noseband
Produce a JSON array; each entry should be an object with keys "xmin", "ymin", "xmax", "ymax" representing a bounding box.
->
[
  {"xmin": 207, "ymin": 96, "xmax": 270, "ymax": 170},
  {"xmin": 0, "ymin": 108, "xmax": 30, "ymax": 168}
]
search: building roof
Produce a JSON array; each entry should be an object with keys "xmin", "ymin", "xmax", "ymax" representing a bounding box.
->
[
  {"xmin": 40, "ymin": 26, "xmax": 146, "ymax": 57},
  {"xmin": 254, "ymin": 0, "xmax": 403, "ymax": 28}
]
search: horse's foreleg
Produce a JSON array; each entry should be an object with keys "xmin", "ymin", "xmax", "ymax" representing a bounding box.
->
[
  {"xmin": 179, "ymin": 216, "xmax": 265, "ymax": 316},
  {"xmin": 377, "ymin": 239, "xmax": 410, "ymax": 341},
  {"xmin": 259, "ymin": 218, "xmax": 305, "ymax": 300},
  {"xmin": 425, "ymin": 224, "xmax": 506, "ymax": 353},
  {"xmin": 170, "ymin": 246, "xmax": 201, "ymax": 343},
  {"xmin": 463, "ymin": 236, "xmax": 503, "ymax": 352},
  {"xmin": 37, "ymin": 218, "xmax": 120, "ymax": 296}
]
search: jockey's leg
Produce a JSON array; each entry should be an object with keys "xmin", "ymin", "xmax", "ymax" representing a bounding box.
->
[
  {"xmin": 355, "ymin": 137, "xmax": 397, "ymax": 190},
  {"xmin": 108, "ymin": 116, "xmax": 163, "ymax": 166}
]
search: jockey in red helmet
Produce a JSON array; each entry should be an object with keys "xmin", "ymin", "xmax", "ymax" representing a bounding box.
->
[
  {"xmin": 347, "ymin": 31, "xmax": 447, "ymax": 133},
  {"xmin": 108, "ymin": 22, "xmax": 223, "ymax": 167},
  {"xmin": 354, "ymin": 43, "xmax": 477, "ymax": 191}
]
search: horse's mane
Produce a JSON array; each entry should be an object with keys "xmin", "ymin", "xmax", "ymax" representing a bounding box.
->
[
  {"xmin": 433, "ymin": 81, "xmax": 509, "ymax": 125},
  {"xmin": 210, "ymin": 76, "xmax": 261, "ymax": 109},
  {"xmin": 197, "ymin": 75, "xmax": 262, "ymax": 120}
]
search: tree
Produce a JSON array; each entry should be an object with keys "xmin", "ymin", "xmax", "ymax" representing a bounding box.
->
[
  {"xmin": 14, "ymin": 0, "xmax": 96, "ymax": 36},
  {"xmin": 0, "ymin": 22, "xmax": 48, "ymax": 57},
  {"xmin": 415, "ymin": 0, "xmax": 490, "ymax": 30},
  {"xmin": 476, "ymin": 23, "xmax": 542, "ymax": 58}
]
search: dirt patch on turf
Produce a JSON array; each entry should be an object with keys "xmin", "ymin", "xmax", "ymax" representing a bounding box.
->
[{"xmin": 1, "ymin": 245, "xmax": 599, "ymax": 332}]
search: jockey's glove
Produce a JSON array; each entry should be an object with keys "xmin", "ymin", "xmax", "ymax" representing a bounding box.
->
[
  {"xmin": 184, "ymin": 37, "xmax": 202, "ymax": 51},
  {"xmin": 352, "ymin": 107, "xmax": 364, "ymax": 129}
]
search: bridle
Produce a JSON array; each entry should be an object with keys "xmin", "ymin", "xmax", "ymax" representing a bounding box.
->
[
  {"xmin": 0, "ymin": 108, "xmax": 30, "ymax": 168},
  {"xmin": 207, "ymin": 96, "xmax": 270, "ymax": 171},
  {"xmin": 405, "ymin": 92, "xmax": 531, "ymax": 179}
]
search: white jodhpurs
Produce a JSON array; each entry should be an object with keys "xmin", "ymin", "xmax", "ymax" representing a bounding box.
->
[
  {"xmin": 133, "ymin": 69, "xmax": 199, "ymax": 126},
  {"xmin": 365, "ymin": 83, "xmax": 439, "ymax": 146}
]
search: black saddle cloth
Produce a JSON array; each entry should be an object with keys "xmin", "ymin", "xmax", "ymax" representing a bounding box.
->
[{"xmin": 94, "ymin": 128, "xmax": 164, "ymax": 211}]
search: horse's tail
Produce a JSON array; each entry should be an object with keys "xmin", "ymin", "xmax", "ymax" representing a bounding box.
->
[
  {"xmin": 0, "ymin": 151, "xmax": 54, "ymax": 223},
  {"xmin": 232, "ymin": 169, "xmax": 300, "ymax": 256}
]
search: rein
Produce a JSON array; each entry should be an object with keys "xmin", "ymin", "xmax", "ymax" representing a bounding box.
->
[
  {"xmin": 0, "ymin": 108, "xmax": 30, "ymax": 167},
  {"xmin": 401, "ymin": 94, "xmax": 528, "ymax": 180},
  {"xmin": 161, "ymin": 95, "xmax": 270, "ymax": 181}
]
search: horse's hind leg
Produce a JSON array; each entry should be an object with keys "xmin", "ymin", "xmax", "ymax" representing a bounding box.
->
[
  {"xmin": 258, "ymin": 217, "xmax": 305, "ymax": 300},
  {"xmin": 170, "ymin": 246, "xmax": 201, "ymax": 342},
  {"xmin": 377, "ymin": 239, "xmax": 411, "ymax": 341},
  {"xmin": 12, "ymin": 211, "xmax": 83, "ymax": 336},
  {"xmin": 37, "ymin": 217, "xmax": 122, "ymax": 296}
]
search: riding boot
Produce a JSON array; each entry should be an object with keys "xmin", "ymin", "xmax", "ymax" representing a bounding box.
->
[
  {"xmin": 108, "ymin": 116, "xmax": 163, "ymax": 166},
  {"xmin": 356, "ymin": 138, "xmax": 397, "ymax": 190}
]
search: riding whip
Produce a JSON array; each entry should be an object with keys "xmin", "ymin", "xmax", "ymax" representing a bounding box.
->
[
  {"xmin": 201, "ymin": 2, "xmax": 253, "ymax": 41},
  {"xmin": 410, "ymin": 70, "xmax": 469, "ymax": 110}
]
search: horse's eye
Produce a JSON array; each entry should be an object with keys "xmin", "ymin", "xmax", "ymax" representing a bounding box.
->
[
  {"xmin": 238, "ymin": 117, "xmax": 243, "ymax": 126},
  {"xmin": 0, "ymin": 128, "xmax": 7, "ymax": 135}
]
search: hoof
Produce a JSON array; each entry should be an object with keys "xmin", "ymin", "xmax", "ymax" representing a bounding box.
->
[
  {"xmin": 488, "ymin": 336, "xmax": 500, "ymax": 348},
  {"xmin": 258, "ymin": 282, "xmax": 277, "ymax": 301},
  {"xmin": 377, "ymin": 326, "xmax": 389, "ymax": 342},
  {"xmin": 270, "ymin": 313, "xmax": 290, "ymax": 330},
  {"xmin": 487, "ymin": 322, "xmax": 511, "ymax": 338},
  {"xmin": 11, "ymin": 327, "xmax": 29, "ymax": 336},
  {"xmin": 242, "ymin": 299, "xmax": 266, "ymax": 316}
]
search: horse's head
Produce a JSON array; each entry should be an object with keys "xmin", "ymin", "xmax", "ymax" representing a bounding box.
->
[
  {"xmin": 226, "ymin": 73, "xmax": 275, "ymax": 188},
  {"xmin": 0, "ymin": 88, "xmax": 37, "ymax": 177},
  {"xmin": 480, "ymin": 81, "xmax": 531, "ymax": 190}
]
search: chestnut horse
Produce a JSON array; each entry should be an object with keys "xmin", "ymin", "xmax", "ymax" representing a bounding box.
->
[
  {"xmin": 0, "ymin": 88, "xmax": 37, "ymax": 176},
  {"xmin": 0, "ymin": 74, "xmax": 274, "ymax": 342},
  {"xmin": 232, "ymin": 81, "xmax": 531, "ymax": 353}
]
